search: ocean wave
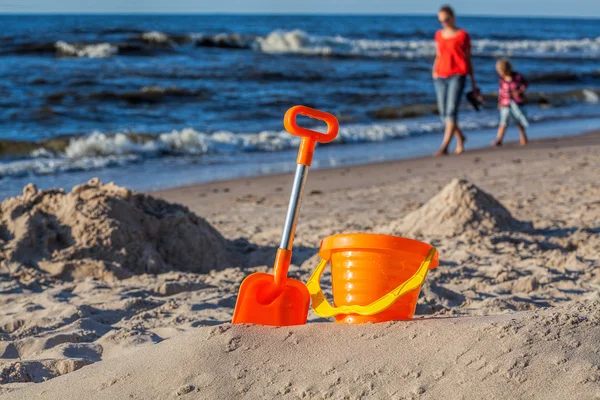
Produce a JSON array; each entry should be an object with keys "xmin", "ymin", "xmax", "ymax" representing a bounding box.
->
[
  {"xmin": 139, "ymin": 31, "xmax": 191, "ymax": 46},
  {"xmin": 252, "ymin": 30, "xmax": 600, "ymax": 59},
  {"xmin": 43, "ymin": 86, "xmax": 211, "ymax": 105},
  {"xmin": 4, "ymin": 30, "xmax": 599, "ymax": 60},
  {"xmin": 2, "ymin": 40, "xmax": 158, "ymax": 57},
  {"xmin": 190, "ymin": 29, "xmax": 600, "ymax": 60},
  {"xmin": 193, "ymin": 33, "xmax": 255, "ymax": 49},
  {"xmin": 3, "ymin": 42, "xmax": 57, "ymax": 55},
  {"xmin": 3, "ymin": 100, "xmax": 600, "ymax": 179},
  {"xmin": 141, "ymin": 31, "xmax": 171, "ymax": 44},
  {"xmin": 101, "ymin": 27, "xmax": 145, "ymax": 35},
  {"xmin": 88, "ymin": 86, "xmax": 212, "ymax": 104},
  {"xmin": 370, "ymin": 88, "xmax": 600, "ymax": 120},
  {"xmin": 473, "ymin": 37, "xmax": 600, "ymax": 59},
  {"xmin": 136, "ymin": 31, "xmax": 254, "ymax": 49},
  {"xmin": 0, "ymin": 123, "xmax": 419, "ymax": 178},
  {"xmin": 528, "ymin": 70, "xmax": 600, "ymax": 84},
  {"xmin": 55, "ymin": 41, "xmax": 118, "ymax": 58}
]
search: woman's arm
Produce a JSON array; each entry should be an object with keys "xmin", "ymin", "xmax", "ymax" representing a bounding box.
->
[
  {"xmin": 466, "ymin": 49, "xmax": 477, "ymax": 89},
  {"xmin": 464, "ymin": 33, "xmax": 477, "ymax": 90},
  {"xmin": 432, "ymin": 41, "xmax": 440, "ymax": 79}
]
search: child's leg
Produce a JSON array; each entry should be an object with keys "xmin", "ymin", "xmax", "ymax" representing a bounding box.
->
[
  {"xmin": 494, "ymin": 107, "xmax": 510, "ymax": 146},
  {"xmin": 493, "ymin": 125, "xmax": 508, "ymax": 146},
  {"xmin": 517, "ymin": 124, "xmax": 528, "ymax": 145}
]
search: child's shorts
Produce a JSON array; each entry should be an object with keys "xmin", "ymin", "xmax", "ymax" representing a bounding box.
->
[{"xmin": 500, "ymin": 102, "xmax": 529, "ymax": 127}]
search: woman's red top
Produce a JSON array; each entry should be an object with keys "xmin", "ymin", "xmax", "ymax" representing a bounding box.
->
[{"xmin": 434, "ymin": 29, "xmax": 471, "ymax": 78}]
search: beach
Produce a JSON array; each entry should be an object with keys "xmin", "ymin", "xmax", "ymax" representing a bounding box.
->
[{"xmin": 1, "ymin": 131, "xmax": 599, "ymax": 398}]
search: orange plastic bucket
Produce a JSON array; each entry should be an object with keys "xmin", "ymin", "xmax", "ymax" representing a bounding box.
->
[{"xmin": 307, "ymin": 233, "xmax": 438, "ymax": 324}]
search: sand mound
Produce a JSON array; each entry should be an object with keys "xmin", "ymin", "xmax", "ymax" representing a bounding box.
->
[
  {"xmin": 386, "ymin": 178, "xmax": 532, "ymax": 238},
  {"xmin": 4, "ymin": 301, "xmax": 599, "ymax": 399},
  {"xmin": 0, "ymin": 179, "xmax": 236, "ymax": 280}
]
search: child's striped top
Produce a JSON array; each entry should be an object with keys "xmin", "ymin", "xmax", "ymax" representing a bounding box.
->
[{"xmin": 498, "ymin": 72, "xmax": 528, "ymax": 107}]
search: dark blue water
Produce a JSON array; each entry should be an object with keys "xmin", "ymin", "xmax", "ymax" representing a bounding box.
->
[{"xmin": 1, "ymin": 14, "xmax": 599, "ymax": 198}]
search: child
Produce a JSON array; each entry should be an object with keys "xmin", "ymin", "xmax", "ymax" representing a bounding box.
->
[{"xmin": 493, "ymin": 59, "xmax": 529, "ymax": 146}]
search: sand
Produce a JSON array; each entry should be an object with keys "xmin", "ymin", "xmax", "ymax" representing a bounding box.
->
[
  {"xmin": 4, "ymin": 301, "xmax": 600, "ymax": 400},
  {"xmin": 0, "ymin": 178, "xmax": 238, "ymax": 279},
  {"xmin": 1, "ymin": 131, "xmax": 599, "ymax": 398},
  {"xmin": 383, "ymin": 178, "xmax": 533, "ymax": 238}
]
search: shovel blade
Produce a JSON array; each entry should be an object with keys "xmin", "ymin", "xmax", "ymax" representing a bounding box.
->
[{"xmin": 232, "ymin": 272, "xmax": 310, "ymax": 326}]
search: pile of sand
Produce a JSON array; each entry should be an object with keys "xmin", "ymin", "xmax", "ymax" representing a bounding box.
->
[
  {"xmin": 0, "ymin": 179, "xmax": 237, "ymax": 281},
  {"xmin": 4, "ymin": 301, "xmax": 599, "ymax": 399},
  {"xmin": 385, "ymin": 178, "xmax": 532, "ymax": 238},
  {"xmin": 0, "ymin": 180, "xmax": 278, "ymax": 388}
]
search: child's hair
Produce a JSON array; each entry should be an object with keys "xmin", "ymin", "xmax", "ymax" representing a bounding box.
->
[
  {"xmin": 496, "ymin": 58, "xmax": 513, "ymax": 75},
  {"xmin": 439, "ymin": 5, "xmax": 455, "ymax": 18}
]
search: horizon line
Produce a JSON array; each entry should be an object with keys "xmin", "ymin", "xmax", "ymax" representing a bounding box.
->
[{"xmin": 0, "ymin": 11, "xmax": 599, "ymax": 19}]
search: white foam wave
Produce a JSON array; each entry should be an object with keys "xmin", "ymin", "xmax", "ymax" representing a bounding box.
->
[
  {"xmin": 50, "ymin": 30, "xmax": 600, "ymax": 60},
  {"xmin": 55, "ymin": 41, "xmax": 118, "ymax": 58},
  {"xmin": 65, "ymin": 132, "xmax": 160, "ymax": 158},
  {"xmin": 2, "ymin": 103, "xmax": 600, "ymax": 180},
  {"xmin": 0, "ymin": 155, "xmax": 140, "ymax": 178},
  {"xmin": 473, "ymin": 37, "xmax": 600, "ymax": 58},
  {"xmin": 255, "ymin": 30, "xmax": 434, "ymax": 58},
  {"xmin": 583, "ymin": 89, "xmax": 599, "ymax": 104},
  {"xmin": 141, "ymin": 31, "xmax": 171, "ymax": 44},
  {"xmin": 254, "ymin": 30, "xmax": 600, "ymax": 59}
]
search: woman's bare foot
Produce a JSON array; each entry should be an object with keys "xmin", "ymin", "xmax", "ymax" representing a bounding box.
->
[
  {"xmin": 520, "ymin": 138, "xmax": 528, "ymax": 146},
  {"xmin": 455, "ymin": 135, "xmax": 466, "ymax": 154},
  {"xmin": 434, "ymin": 148, "xmax": 448, "ymax": 157},
  {"xmin": 492, "ymin": 139, "xmax": 503, "ymax": 147}
]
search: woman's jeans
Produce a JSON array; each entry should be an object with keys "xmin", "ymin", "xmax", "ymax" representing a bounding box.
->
[{"xmin": 434, "ymin": 75, "xmax": 466, "ymax": 123}]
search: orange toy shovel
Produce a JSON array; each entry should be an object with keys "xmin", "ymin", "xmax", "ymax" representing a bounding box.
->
[{"xmin": 232, "ymin": 105, "xmax": 339, "ymax": 326}]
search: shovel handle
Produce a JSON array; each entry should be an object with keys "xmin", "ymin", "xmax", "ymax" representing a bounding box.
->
[{"xmin": 284, "ymin": 106, "xmax": 339, "ymax": 166}]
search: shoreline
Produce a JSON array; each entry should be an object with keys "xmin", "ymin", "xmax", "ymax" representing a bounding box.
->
[
  {"xmin": 1, "ymin": 117, "xmax": 599, "ymax": 200},
  {"xmin": 153, "ymin": 129, "xmax": 600, "ymax": 213}
]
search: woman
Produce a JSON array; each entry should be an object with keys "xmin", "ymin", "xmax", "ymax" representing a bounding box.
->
[{"xmin": 432, "ymin": 5, "xmax": 478, "ymax": 156}]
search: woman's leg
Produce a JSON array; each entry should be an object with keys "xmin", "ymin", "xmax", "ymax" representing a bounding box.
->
[
  {"xmin": 453, "ymin": 124, "xmax": 466, "ymax": 154},
  {"xmin": 434, "ymin": 78, "xmax": 451, "ymax": 155},
  {"xmin": 447, "ymin": 75, "xmax": 467, "ymax": 154},
  {"xmin": 435, "ymin": 120, "xmax": 455, "ymax": 156}
]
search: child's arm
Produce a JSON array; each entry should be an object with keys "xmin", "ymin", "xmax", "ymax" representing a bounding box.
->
[
  {"xmin": 498, "ymin": 78, "xmax": 502, "ymax": 109},
  {"xmin": 516, "ymin": 74, "xmax": 529, "ymax": 94}
]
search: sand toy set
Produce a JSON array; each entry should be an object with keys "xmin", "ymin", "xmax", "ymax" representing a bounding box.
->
[{"xmin": 232, "ymin": 106, "xmax": 438, "ymax": 326}]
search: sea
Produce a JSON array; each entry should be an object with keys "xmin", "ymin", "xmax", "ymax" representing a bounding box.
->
[{"xmin": 1, "ymin": 14, "xmax": 599, "ymax": 199}]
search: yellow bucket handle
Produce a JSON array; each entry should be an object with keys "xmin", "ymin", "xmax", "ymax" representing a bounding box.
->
[{"xmin": 305, "ymin": 247, "xmax": 437, "ymax": 318}]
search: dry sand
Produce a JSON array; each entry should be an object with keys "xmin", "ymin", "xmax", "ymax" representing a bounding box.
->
[
  {"xmin": 4, "ymin": 301, "xmax": 600, "ymax": 400},
  {"xmin": 1, "ymin": 131, "xmax": 599, "ymax": 398}
]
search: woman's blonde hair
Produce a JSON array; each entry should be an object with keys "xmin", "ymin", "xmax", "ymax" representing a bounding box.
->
[{"xmin": 496, "ymin": 58, "xmax": 513, "ymax": 75}]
